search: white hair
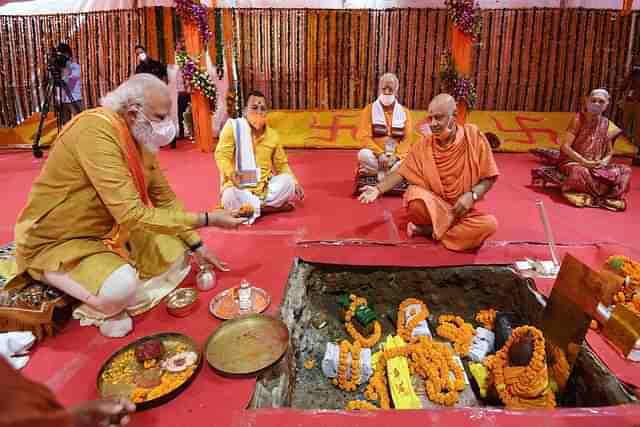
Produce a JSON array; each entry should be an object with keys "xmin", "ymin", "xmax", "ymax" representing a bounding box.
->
[
  {"xmin": 379, "ymin": 73, "xmax": 399, "ymax": 92},
  {"xmin": 100, "ymin": 73, "xmax": 169, "ymax": 114},
  {"xmin": 590, "ymin": 88, "xmax": 610, "ymax": 102},
  {"xmin": 429, "ymin": 93, "xmax": 457, "ymax": 116}
]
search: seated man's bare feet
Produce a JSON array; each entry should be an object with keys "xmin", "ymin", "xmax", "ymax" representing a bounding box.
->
[
  {"xmin": 407, "ymin": 222, "xmax": 433, "ymax": 239},
  {"xmin": 261, "ymin": 202, "xmax": 295, "ymax": 214}
]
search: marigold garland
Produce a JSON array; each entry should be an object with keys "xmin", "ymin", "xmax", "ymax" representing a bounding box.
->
[
  {"xmin": 345, "ymin": 294, "xmax": 382, "ymax": 348},
  {"xmin": 436, "ymin": 315, "xmax": 475, "ymax": 356},
  {"xmin": 475, "ymin": 309, "xmax": 497, "ymax": 331},
  {"xmin": 547, "ymin": 343, "xmax": 570, "ymax": 391},
  {"xmin": 345, "ymin": 400, "xmax": 379, "ymax": 410},
  {"xmin": 348, "ymin": 336, "xmax": 465, "ymax": 409},
  {"xmin": 337, "ymin": 340, "xmax": 361, "ymax": 392},
  {"xmin": 484, "ymin": 326, "xmax": 555, "ymax": 409},
  {"xmin": 606, "ymin": 255, "xmax": 640, "ymax": 316},
  {"xmin": 396, "ymin": 298, "xmax": 429, "ymax": 343}
]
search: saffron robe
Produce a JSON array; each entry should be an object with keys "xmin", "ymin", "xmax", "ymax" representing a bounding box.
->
[
  {"xmin": 398, "ymin": 124, "xmax": 499, "ymax": 251},
  {"xmin": 356, "ymin": 102, "xmax": 414, "ymax": 157}
]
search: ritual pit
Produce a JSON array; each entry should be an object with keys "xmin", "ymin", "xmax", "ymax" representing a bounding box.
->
[{"xmin": 249, "ymin": 259, "xmax": 636, "ymax": 410}]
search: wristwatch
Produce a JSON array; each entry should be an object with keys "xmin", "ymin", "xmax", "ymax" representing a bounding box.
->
[{"xmin": 470, "ymin": 190, "xmax": 479, "ymax": 202}]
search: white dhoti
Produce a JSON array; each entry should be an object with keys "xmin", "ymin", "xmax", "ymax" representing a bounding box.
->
[
  {"xmin": 43, "ymin": 254, "xmax": 190, "ymax": 337},
  {"xmin": 358, "ymin": 148, "xmax": 402, "ymax": 175},
  {"xmin": 221, "ymin": 173, "xmax": 296, "ymax": 224}
]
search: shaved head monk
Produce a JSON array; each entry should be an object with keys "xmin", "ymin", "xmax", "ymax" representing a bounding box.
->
[{"xmin": 359, "ymin": 94, "xmax": 499, "ymax": 251}]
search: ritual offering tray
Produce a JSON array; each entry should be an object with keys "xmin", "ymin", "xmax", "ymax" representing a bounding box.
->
[
  {"xmin": 204, "ymin": 314, "xmax": 289, "ymax": 375},
  {"xmin": 209, "ymin": 286, "xmax": 270, "ymax": 320},
  {"xmin": 97, "ymin": 332, "xmax": 201, "ymax": 410}
]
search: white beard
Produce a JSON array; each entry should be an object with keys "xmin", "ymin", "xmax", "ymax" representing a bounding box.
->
[{"xmin": 130, "ymin": 121, "xmax": 159, "ymax": 154}]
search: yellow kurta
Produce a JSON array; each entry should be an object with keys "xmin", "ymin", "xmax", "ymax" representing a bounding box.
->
[
  {"xmin": 356, "ymin": 102, "xmax": 414, "ymax": 158},
  {"xmin": 14, "ymin": 109, "xmax": 202, "ymax": 294},
  {"xmin": 214, "ymin": 120, "xmax": 297, "ymax": 199}
]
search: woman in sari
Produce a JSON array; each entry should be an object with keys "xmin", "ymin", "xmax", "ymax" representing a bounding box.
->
[
  {"xmin": 559, "ymin": 89, "xmax": 632, "ymax": 211},
  {"xmin": 532, "ymin": 89, "xmax": 631, "ymax": 211}
]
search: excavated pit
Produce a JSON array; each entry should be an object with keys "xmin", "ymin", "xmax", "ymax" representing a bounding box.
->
[{"xmin": 250, "ymin": 259, "xmax": 635, "ymax": 410}]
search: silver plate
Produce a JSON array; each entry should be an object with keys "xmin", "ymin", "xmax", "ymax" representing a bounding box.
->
[{"xmin": 209, "ymin": 286, "xmax": 271, "ymax": 320}]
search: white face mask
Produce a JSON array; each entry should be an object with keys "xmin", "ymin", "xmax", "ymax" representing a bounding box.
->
[
  {"xmin": 131, "ymin": 109, "xmax": 176, "ymax": 153},
  {"xmin": 378, "ymin": 94, "xmax": 396, "ymax": 106},
  {"xmin": 138, "ymin": 52, "xmax": 147, "ymax": 62}
]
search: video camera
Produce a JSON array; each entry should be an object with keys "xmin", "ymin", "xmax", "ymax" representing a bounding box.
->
[{"xmin": 47, "ymin": 48, "xmax": 69, "ymax": 78}]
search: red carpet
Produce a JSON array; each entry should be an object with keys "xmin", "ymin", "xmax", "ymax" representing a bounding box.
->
[{"xmin": 1, "ymin": 143, "xmax": 639, "ymax": 426}]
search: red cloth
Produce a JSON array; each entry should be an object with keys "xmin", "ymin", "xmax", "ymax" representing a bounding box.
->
[{"xmin": 0, "ymin": 356, "xmax": 73, "ymax": 427}]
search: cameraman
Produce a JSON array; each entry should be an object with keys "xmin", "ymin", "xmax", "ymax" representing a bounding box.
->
[{"xmin": 56, "ymin": 43, "xmax": 83, "ymax": 124}]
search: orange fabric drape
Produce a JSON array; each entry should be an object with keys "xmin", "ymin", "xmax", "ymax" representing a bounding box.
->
[
  {"xmin": 163, "ymin": 7, "xmax": 175, "ymax": 65},
  {"xmin": 222, "ymin": 9, "xmax": 235, "ymax": 93},
  {"xmin": 451, "ymin": 25, "xmax": 473, "ymax": 124},
  {"xmin": 185, "ymin": 20, "xmax": 214, "ymax": 153},
  {"xmin": 622, "ymin": 0, "xmax": 633, "ymax": 16},
  {"xmin": 145, "ymin": 7, "xmax": 160, "ymax": 60}
]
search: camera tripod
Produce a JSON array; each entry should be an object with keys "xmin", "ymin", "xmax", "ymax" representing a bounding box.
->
[{"xmin": 31, "ymin": 74, "xmax": 80, "ymax": 158}]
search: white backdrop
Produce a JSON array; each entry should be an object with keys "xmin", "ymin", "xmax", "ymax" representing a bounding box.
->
[{"xmin": 1, "ymin": 0, "xmax": 638, "ymax": 15}]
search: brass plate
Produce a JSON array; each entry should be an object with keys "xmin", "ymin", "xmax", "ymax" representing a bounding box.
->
[
  {"xmin": 209, "ymin": 286, "xmax": 270, "ymax": 320},
  {"xmin": 204, "ymin": 314, "xmax": 289, "ymax": 374},
  {"xmin": 96, "ymin": 332, "xmax": 202, "ymax": 410}
]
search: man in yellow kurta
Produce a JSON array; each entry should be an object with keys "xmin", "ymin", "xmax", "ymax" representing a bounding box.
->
[
  {"xmin": 13, "ymin": 74, "xmax": 243, "ymax": 337},
  {"xmin": 356, "ymin": 73, "xmax": 414, "ymax": 183},
  {"xmin": 215, "ymin": 90, "xmax": 304, "ymax": 223},
  {"xmin": 359, "ymin": 94, "xmax": 499, "ymax": 252}
]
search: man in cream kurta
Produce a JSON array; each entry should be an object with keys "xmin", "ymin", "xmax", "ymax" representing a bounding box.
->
[
  {"xmin": 215, "ymin": 90, "xmax": 304, "ymax": 223},
  {"xmin": 13, "ymin": 74, "xmax": 243, "ymax": 337}
]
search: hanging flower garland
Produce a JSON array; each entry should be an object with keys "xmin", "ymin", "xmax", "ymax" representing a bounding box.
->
[
  {"xmin": 176, "ymin": 0, "xmax": 212, "ymax": 44},
  {"xmin": 214, "ymin": 8, "xmax": 225, "ymax": 80},
  {"xmin": 445, "ymin": 0, "xmax": 482, "ymax": 38},
  {"xmin": 440, "ymin": 51, "xmax": 477, "ymax": 109},
  {"xmin": 176, "ymin": 48, "xmax": 217, "ymax": 109}
]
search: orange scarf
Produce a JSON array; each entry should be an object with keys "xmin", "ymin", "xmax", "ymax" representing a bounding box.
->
[{"xmin": 54, "ymin": 108, "xmax": 151, "ymax": 205}]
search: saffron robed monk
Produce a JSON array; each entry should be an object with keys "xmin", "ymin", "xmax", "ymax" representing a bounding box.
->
[
  {"xmin": 359, "ymin": 94, "xmax": 499, "ymax": 252},
  {"xmin": 12, "ymin": 74, "xmax": 244, "ymax": 338}
]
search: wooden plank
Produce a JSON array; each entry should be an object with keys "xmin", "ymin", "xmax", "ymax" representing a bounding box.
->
[
  {"xmin": 487, "ymin": 10, "xmax": 503, "ymax": 110},
  {"xmin": 580, "ymin": 11, "xmax": 596, "ymax": 103},
  {"xmin": 589, "ymin": 11, "xmax": 604, "ymax": 92},
  {"xmin": 432, "ymin": 10, "xmax": 447, "ymax": 97},
  {"xmin": 571, "ymin": 11, "xmax": 588, "ymax": 110},
  {"xmin": 516, "ymin": 10, "xmax": 533, "ymax": 111},
  {"xmin": 497, "ymin": 10, "xmax": 514, "ymax": 111},
  {"xmin": 600, "ymin": 12, "xmax": 613, "ymax": 98},
  {"xmin": 413, "ymin": 10, "xmax": 427, "ymax": 108},
  {"xmin": 561, "ymin": 10, "xmax": 577, "ymax": 111},
  {"xmin": 477, "ymin": 10, "xmax": 491, "ymax": 110},
  {"xmin": 543, "ymin": 10, "xmax": 561, "ymax": 111},
  {"xmin": 397, "ymin": 9, "xmax": 409, "ymax": 106},
  {"xmin": 405, "ymin": 9, "xmax": 418, "ymax": 108},
  {"xmin": 505, "ymin": 10, "xmax": 521, "ymax": 111},
  {"xmin": 526, "ymin": 9, "xmax": 543, "ymax": 111},
  {"xmin": 534, "ymin": 10, "xmax": 551, "ymax": 111}
]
